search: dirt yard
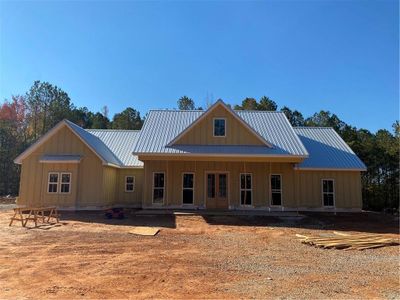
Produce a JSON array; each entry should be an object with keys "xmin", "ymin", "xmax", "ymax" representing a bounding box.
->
[{"xmin": 0, "ymin": 209, "xmax": 398, "ymax": 299}]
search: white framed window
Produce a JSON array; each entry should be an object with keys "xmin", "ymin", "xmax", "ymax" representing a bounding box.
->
[
  {"xmin": 213, "ymin": 118, "xmax": 226, "ymax": 137},
  {"xmin": 270, "ymin": 174, "xmax": 282, "ymax": 206},
  {"xmin": 182, "ymin": 173, "xmax": 194, "ymax": 205},
  {"xmin": 60, "ymin": 173, "xmax": 71, "ymax": 194},
  {"xmin": 125, "ymin": 176, "xmax": 135, "ymax": 192},
  {"xmin": 240, "ymin": 173, "xmax": 252, "ymax": 206},
  {"xmin": 48, "ymin": 172, "xmax": 59, "ymax": 194},
  {"xmin": 153, "ymin": 172, "xmax": 165, "ymax": 204},
  {"xmin": 322, "ymin": 179, "xmax": 335, "ymax": 207}
]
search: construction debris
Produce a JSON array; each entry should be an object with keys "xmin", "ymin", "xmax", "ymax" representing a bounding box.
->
[
  {"xmin": 129, "ymin": 227, "xmax": 160, "ymax": 236},
  {"xmin": 296, "ymin": 231, "xmax": 399, "ymax": 251}
]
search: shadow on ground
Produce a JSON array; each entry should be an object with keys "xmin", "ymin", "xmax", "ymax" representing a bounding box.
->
[
  {"xmin": 59, "ymin": 210, "xmax": 177, "ymax": 229},
  {"xmin": 202, "ymin": 212, "xmax": 399, "ymax": 234}
]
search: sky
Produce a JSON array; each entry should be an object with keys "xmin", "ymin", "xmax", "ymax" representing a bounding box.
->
[{"xmin": 0, "ymin": 0, "xmax": 398, "ymax": 133}]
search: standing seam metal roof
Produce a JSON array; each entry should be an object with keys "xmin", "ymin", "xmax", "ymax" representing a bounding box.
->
[
  {"xmin": 133, "ymin": 110, "xmax": 309, "ymax": 156},
  {"xmin": 294, "ymin": 127, "xmax": 366, "ymax": 170}
]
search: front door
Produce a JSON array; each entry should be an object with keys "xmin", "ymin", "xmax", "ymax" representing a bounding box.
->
[{"xmin": 206, "ymin": 173, "xmax": 228, "ymax": 209}]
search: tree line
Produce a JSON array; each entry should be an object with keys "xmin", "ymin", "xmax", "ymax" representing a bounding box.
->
[{"xmin": 1, "ymin": 81, "xmax": 398, "ymax": 212}]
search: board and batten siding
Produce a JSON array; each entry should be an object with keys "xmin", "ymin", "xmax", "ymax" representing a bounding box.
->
[
  {"xmin": 173, "ymin": 105, "xmax": 265, "ymax": 145},
  {"xmin": 116, "ymin": 169, "xmax": 144, "ymax": 207},
  {"xmin": 142, "ymin": 159, "xmax": 362, "ymax": 210},
  {"xmin": 18, "ymin": 126, "xmax": 105, "ymax": 208}
]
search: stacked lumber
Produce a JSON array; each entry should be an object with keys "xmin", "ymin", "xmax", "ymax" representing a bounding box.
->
[{"xmin": 296, "ymin": 231, "xmax": 399, "ymax": 250}]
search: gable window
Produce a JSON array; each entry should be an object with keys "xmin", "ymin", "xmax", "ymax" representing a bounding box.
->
[
  {"xmin": 182, "ymin": 173, "xmax": 194, "ymax": 205},
  {"xmin": 240, "ymin": 173, "xmax": 252, "ymax": 206},
  {"xmin": 48, "ymin": 173, "xmax": 59, "ymax": 193},
  {"xmin": 125, "ymin": 176, "xmax": 135, "ymax": 192},
  {"xmin": 153, "ymin": 172, "xmax": 165, "ymax": 204},
  {"xmin": 213, "ymin": 118, "xmax": 226, "ymax": 137},
  {"xmin": 322, "ymin": 179, "xmax": 335, "ymax": 207},
  {"xmin": 60, "ymin": 173, "xmax": 71, "ymax": 194},
  {"xmin": 270, "ymin": 174, "xmax": 282, "ymax": 206}
]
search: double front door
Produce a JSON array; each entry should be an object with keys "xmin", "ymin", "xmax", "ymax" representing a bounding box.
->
[{"xmin": 206, "ymin": 172, "xmax": 228, "ymax": 209}]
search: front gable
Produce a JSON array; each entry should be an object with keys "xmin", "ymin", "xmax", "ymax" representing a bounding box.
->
[{"xmin": 168, "ymin": 101, "xmax": 272, "ymax": 146}]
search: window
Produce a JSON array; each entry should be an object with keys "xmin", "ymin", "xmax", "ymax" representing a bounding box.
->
[
  {"xmin": 48, "ymin": 173, "xmax": 59, "ymax": 193},
  {"xmin": 182, "ymin": 173, "xmax": 194, "ymax": 205},
  {"xmin": 213, "ymin": 118, "xmax": 226, "ymax": 137},
  {"xmin": 271, "ymin": 174, "xmax": 282, "ymax": 206},
  {"xmin": 60, "ymin": 173, "xmax": 71, "ymax": 194},
  {"xmin": 207, "ymin": 174, "xmax": 216, "ymax": 198},
  {"xmin": 125, "ymin": 176, "xmax": 135, "ymax": 192},
  {"xmin": 48, "ymin": 172, "xmax": 71, "ymax": 194},
  {"xmin": 153, "ymin": 173, "xmax": 165, "ymax": 204},
  {"xmin": 240, "ymin": 173, "xmax": 252, "ymax": 206},
  {"xmin": 322, "ymin": 179, "xmax": 335, "ymax": 207}
]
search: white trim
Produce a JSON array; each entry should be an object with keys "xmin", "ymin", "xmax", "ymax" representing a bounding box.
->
[
  {"xmin": 40, "ymin": 160, "xmax": 81, "ymax": 164},
  {"xmin": 152, "ymin": 172, "xmax": 165, "ymax": 205},
  {"xmin": 125, "ymin": 175, "xmax": 135, "ymax": 193},
  {"xmin": 47, "ymin": 172, "xmax": 59, "ymax": 194},
  {"xmin": 182, "ymin": 172, "xmax": 195, "ymax": 205},
  {"xmin": 166, "ymin": 100, "xmax": 273, "ymax": 147},
  {"xmin": 60, "ymin": 172, "xmax": 72, "ymax": 194},
  {"xmin": 213, "ymin": 117, "xmax": 226, "ymax": 137},
  {"xmin": 321, "ymin": 178, "xmax": 335, "ymax": 208},
  {"xmin": 239, "ymin": 173, "xmax": 253, "ymax": 206},
  {"xmin": 137, "ymin": 153, "xmax": 308, "ymax": 159},
  {"xmin": 270, "ymin": 174, "xmax": 283, "ymax": 207}
]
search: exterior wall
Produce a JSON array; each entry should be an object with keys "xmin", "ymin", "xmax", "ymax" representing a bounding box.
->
[
  {"xmin": 115, "ymin": 168, "xmax": 144, "ymax": 207},
  {"xmin": 18, "ymin": 125, "xmax": 145, "ymax": 208},
  {"xmin": 294, "ymin": 170, "xmax": 362, "ymax": 209},
  {"xmin": 174, "ymin": 105, "xmax": 265, "ymax": 145},
  {"xmin": 18, "ymin": 126, "xmax": 105, "ymax": 208},
  {"xmin": 142, "ymin": 159, "xmax": 363, "ymax": 210}
]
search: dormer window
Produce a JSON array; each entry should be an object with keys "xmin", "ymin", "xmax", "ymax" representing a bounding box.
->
[{"xmin": 213, "ymin": 118, "xmax": 226, "ymax": 137}]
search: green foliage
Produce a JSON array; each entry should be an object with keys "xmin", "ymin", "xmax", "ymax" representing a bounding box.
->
[
  {"xmin": 234, "ymin": 96, "xmax": 277, "ymax": 111},
  {"xmin": 178, "ymin": 96, "xmax": 195, "ymax": 110},
  {"xmin": 280, "ymin": 106, "xmax": 305, "ymax": 126},
  {"xmin": 112, "ymin": 108, "xmax": 143, "ymax": 130}
]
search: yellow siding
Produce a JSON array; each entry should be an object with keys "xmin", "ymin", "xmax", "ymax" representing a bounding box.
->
[
  {"xmin": 18, "ymin": 125, "xmax": 105, "ymax": 208},
  {"xmin": 103, "ymin": 167, "xmax": 117, "ymax": 206},
  {"xmin": 294, "ymin": 170, "xmax": 362, "ymax": 209},
  {"xmin": 116, "ymin": 169, "xmax": 144, "ymax": 207},
  {"xmin": 174, "ymin": 105, "xmax": 265, "ymax": 146},
  {"xmin": 143, "ymin": 160, "xmax": 362, "ymax": 210}
]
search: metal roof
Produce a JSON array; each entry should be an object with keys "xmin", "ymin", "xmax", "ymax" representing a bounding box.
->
[
  {"xmin": 39, "ymin": 155, "xmax": 82, "ymax": 163},
  {"xmin": 86, "ymin": 129, "xmax": 143, "ymax": 167},
  {"xmin": 133, "ymin": 109, "xmax": 309, "ymax": 156},
  {"xmin": 294, "ymin": 127, "xmax": 366, "ymax": 170}
]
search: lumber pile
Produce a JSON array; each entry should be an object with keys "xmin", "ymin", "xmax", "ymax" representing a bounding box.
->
[{"xmin": 296, "ymin": 231, "xmax": 399, "ymax": 250}]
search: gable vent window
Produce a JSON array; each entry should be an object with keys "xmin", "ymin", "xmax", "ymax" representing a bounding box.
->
[{"xmin": 213, "ymin": 118, "xmax": 226, "ymax": 137}]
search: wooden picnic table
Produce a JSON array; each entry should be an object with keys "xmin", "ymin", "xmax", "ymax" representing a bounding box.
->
[{"xmin": 9, "ymin": 206, "xmax": 60, "ymax": 227}]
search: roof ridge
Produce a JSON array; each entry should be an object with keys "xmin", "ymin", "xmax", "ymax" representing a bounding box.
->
[
  {"xmin": 294, "ymin": 126, "xmax": 334, "ymax": 129},
  {"xmin": 86, "ymin": 129, "xmax": 141, "ymax": 132}
]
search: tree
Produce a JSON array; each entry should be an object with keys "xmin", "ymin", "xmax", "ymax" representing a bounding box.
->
[
  {"xmin": 89, "ymin": 112, "xmax": 110, "ymax": 129},
  {"xmin": 112, "ymin": 108, "xmax": 143, "ymax": 130},
  {"xmin": 25, "ymin": 81, "xmax": 73, "ymax": 139},
  {"xmin": 280, "ymin": 106, "xmax": 305, "ymax": 126},
  {"xmin": 305, "ymin": 110, "xmax": 346, "ymax": 132},
  {"xmin": 234, "ymin": 98, "xmax": 258, "ymax": 110},
  {"xmin": 258, "ymin": 96, "xmax": 277, "ymax": 111},
  {"xmin": 178, "ymin": 96, "xmax": 195, "ymax": 110}
]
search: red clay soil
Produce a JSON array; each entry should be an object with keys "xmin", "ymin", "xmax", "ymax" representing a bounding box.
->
[{"xmin": 0, "ymin": 209, "xmax": 399, "ymax": 299}]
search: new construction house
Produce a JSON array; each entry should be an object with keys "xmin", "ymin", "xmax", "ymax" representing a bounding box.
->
[{"xmin": 14, "ymin": 100, "xmax": 366, "ymax": 211}]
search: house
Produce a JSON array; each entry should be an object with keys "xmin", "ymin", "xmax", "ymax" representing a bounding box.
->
[{"xmin": 14, "ymin": 100, "xmax": 366, "ymax": 211}]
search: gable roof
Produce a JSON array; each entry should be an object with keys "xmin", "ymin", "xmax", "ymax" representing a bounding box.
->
[
  {"xmin": 294, "ymin": 127, "xmax": 367, "ymax": 171},
  {"xmin": 168, "ymin": 100, "xmax": 273, "ymax": 147},
  {"xmin": 14, "ymin": 120, "xmax": 143, "ymax": 168},
  {"xmin": 87, "ymin": 129, "xmax": 143, "ymax": 167},
  {"xmin": 133, "ymin": 108, "xmax": 309, "ymax": 157}
]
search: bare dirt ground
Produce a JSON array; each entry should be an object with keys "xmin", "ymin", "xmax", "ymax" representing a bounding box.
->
[{"xmin": 0, "ymin": 209, "xmax": 398, "ymax": 299}]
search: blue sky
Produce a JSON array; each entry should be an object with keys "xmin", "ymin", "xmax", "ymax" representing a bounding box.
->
[{"xmin": 0, "ymin": 0, "xmax": 398, "ymax": 132}]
